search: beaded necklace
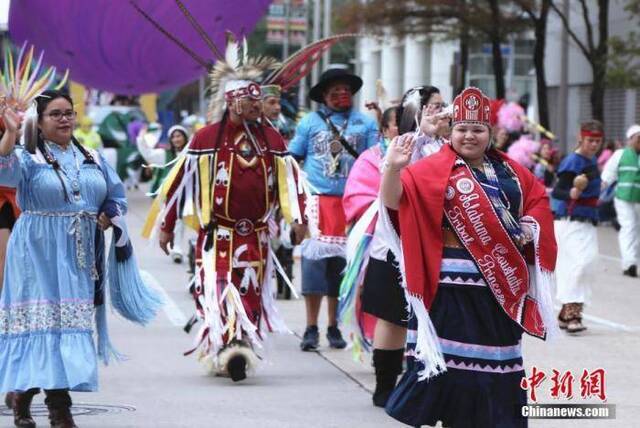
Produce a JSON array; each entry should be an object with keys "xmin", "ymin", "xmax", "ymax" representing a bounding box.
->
[
  {"xmin": 47, "ymin": 142, "xmax": 82, "ymax": 201},
  {"xmin": 37, "ymin": 137, "xmax": 96, "ymax": 203}
]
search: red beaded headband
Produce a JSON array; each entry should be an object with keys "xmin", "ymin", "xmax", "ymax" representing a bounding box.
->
[{"xmin": 580, "ymin": 129, "xmax": 604, "ymax": 139}]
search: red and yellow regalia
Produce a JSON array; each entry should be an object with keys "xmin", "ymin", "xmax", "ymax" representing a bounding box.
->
[{"xmin": 143, "ymin": 35, "xmax": 308, "ymax": 380}]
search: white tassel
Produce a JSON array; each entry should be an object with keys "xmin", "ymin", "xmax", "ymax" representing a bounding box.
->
[
  {"xmin": 269, "ymin": 246, "xmax": 299, "ymax": 299},
  {"xmin": 226, "ymin": 283, "xmax": 261, "ymax": 347},
  {"xmin": 521, "ymin": 216, "xmax": 559, "ymax": 340},
  {"xmin": 148, "ymin": 155, "xmax": 198, "ymax": 239},
  {"xmin": 201, "ymin": 244, "xmax": 224, "ymax": 352},
  {"xmin": 377, "ymin": 199, "xmax": 404, "ymax": 277},
  {"xmin": 408, "ymin": 294, "xmax": 447, "ymax": 380},
  {"xmin": 378, "ymin": 197, "xmax": 447, "ymax": 380},
  {"xmin": 261, "ymin": 250, "xmax": 291, "ymax": 333},
  {"xmin": 300, "ymin": 239, "xmax": 345, "ymax": 260}
]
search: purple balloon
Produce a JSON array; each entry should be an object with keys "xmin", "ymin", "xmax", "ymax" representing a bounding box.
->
[{"xmin": 8, "ymin": 0, "xmax": 271, "ymax": 94}]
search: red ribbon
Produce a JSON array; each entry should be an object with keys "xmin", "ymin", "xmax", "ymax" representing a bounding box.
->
[
  {"xmin": 443, "ymin": 164, "xmax": 545, "ymax": 338},
  {"xmin": 580, "ymin": 130, "xmax": 603, "ymax": 139}
]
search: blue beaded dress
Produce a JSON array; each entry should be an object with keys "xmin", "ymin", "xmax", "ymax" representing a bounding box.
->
[{"xmin": 0, "ymin": 143, "xmax": 126, "ymax": 392}]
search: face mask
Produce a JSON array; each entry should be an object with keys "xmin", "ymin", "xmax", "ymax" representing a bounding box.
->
[{"xmin": 330, "ymin": 92, "xmax": 352, "ymax": 110}]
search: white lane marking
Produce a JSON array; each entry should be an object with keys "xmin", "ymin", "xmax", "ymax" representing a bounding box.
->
[
  {"xmin": 581, "ymin": 313, "xmax": 640, "ymax": 332},
  {"xmin": 140, "ymin": 270, "xmax": 188, "ymax": 327},
  {"xmin": 553, "ymin": 305, "xmax": 640, "ymax": 332},
  {"xmin": 599, "ymin": 253, "xmax": 621, "ymax": 262}
]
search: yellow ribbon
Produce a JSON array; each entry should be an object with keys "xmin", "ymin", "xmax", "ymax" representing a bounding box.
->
[
  {"xmin": 141, "ymin": 156, "xmax": 187, "ymax": 238},
  {"xmin": 276, "ymin": 156, "xmax": 293, "ymax": 224},
  {"xmin": 199, "ymin": 155, "xmax": 211, "ymax": 227}
]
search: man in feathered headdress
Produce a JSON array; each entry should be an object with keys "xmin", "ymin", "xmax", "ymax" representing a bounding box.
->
[{"xmin": 144, "ymin": 34, "xmax": 308, "ymax": 382}]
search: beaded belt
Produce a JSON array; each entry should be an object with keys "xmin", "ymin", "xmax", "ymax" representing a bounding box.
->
[
  {"xmin": 213, "ymin": 215, "xmax": 267, "ymax": 237},
  {"xmin": 23, "ymin": 210, "xmax": 100, "ymax": 280}
]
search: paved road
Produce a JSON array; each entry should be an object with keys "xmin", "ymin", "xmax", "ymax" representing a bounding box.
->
[{"xmin": 2, "ymin": 188, "xmax": 638, "ymax": 427}]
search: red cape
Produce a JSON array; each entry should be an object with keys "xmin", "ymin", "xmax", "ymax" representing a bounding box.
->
[{"xmin": 399, "ymin": 144, "xmax": 557, "ymax": 309}]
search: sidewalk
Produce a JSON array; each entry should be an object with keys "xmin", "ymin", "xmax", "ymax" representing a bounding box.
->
[{"xmin": 3, "ymin": 187, "xmax": 637, "ymax": 427}]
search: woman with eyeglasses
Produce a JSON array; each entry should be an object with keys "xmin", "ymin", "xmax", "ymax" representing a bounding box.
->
[
  {"xmin": 340, "ymin": 86, "xmax": 451, "ymax": 408},
  {"xmin": 0, "ymin": 90, "xmax": 160, "ymax": 428}
]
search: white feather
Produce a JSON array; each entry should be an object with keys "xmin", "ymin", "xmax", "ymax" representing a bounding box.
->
[
  {"xmin": 242, "ymin": 37, "xmax": 248, "ymax": 66},
  {"xmin": 225, "ymin": 33, "xmax": 239, "ymax": 69}
]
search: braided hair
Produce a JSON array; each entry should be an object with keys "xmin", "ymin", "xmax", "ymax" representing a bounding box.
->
[{"xmin": 35, "ymin": 90, "xmax": 95, "ymax": 202}]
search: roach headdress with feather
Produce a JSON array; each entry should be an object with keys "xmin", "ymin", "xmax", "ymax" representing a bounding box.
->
[{"xmin": 207, "ymin": 32, "xmax": 279, "ymax": 123}]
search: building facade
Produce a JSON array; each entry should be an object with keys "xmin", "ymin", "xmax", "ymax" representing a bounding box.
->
[{"xmin": 355, "ymin": 1, "xmax": 636, "ymax": 154}]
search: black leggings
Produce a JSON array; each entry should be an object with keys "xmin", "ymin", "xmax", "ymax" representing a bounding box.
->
[{"xmin": 0, "ymin": 202, "xmax": 16, "ymax": 230}]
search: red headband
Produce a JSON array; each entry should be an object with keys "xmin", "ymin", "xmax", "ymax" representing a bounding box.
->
[
  {"xmin": 224, "ymin": 82, "xmax": 262, "ymax": 103},
  {"xmin": 580, "ymin": 129, "xmax": 604, "ymax": 139}
]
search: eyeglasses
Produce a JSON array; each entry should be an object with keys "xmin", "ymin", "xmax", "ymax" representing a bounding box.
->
[{"xmin": 45, "ymin": 110, "xmax": 77, "ymax": 121}]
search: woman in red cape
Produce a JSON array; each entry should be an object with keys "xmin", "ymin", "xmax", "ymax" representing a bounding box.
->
[{"xmin": 379, "ymin": 87, "xmax": 557, "ymax": 427}]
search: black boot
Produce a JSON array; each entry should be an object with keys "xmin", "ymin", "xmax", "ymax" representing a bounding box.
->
[
  {"xmin": 5, "ymin": 391, "xmax": 14, "ymax": 408},
  {"xmin": 623, "ymin": 265, "xmax": 637, "ymax": 277},
  {"xmin": 11, "ymin": 389, "xmax": 39, "ymax": 428},
  {"xmin": 45, "ymin": 389, "xmax": 77, "ymax": 428},
  {"xmin": 372, "ymin": 348, "xmax": 404, "ymax": 407}
]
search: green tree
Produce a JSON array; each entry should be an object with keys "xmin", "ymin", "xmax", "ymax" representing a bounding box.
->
[{"xmin": 607, "ymin": 0, "xmax": 640, "ymax": 88}]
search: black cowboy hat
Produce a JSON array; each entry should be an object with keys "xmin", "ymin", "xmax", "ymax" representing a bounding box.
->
[{"xmin": 309, "ymin": 68, "xmax": 363, "ymax": 104}]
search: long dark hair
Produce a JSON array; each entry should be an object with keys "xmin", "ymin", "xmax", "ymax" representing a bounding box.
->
[
  {"xmin": 34, "ymin": 90, "xmax": 95, "ymax": 202},
  {"xmin": 169, "ymin": 129, "xmax": 189, "ymax": 155},
  {"xmin": 397, "ymin": 85, "xmax": 440, "ymax": 135},
  {"xmin": 381, "ymin": 106, "xmax": 398, "ymax": 134}
]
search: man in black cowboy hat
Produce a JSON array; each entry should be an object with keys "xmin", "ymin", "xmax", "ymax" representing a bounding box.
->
[{"xmin": 289, "ymin": 67, "xmax": 380, "ymax": 351}]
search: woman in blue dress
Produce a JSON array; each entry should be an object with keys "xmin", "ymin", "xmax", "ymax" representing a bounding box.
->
[{"xmin": 0, "ymin": 91, "xmax": 159, "ymax": 428}]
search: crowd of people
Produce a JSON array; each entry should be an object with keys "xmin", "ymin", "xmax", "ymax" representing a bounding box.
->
[{"xmin": 0, "ymin": 34, "xmax": 637, "ymax": 428}]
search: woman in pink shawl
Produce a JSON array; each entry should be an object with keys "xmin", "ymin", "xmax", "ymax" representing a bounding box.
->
[{"xmin": 341, "ymin": 86, "xmax": 449, "ymax": 407}]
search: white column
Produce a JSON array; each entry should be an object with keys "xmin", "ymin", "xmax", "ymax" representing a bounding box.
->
[
  {"xmin": 403, "ymin": 36, "xmax": 427, "ymax": 91},
  {"xmin": 358, "ymin": 37, "xmax": 378, "ymax": 111},
  {"xmin": 381, "ymin": 38, "xmax": 403, "ymax": 103},
  {"xmin": 430, "ymin": 40, "xmax": 455, "ymax": 102},
  {"xmin": 311, "ymin": 0, "xmax": 321, "ymax": 87},
  {"xmin": 322, "ymin": 0, "xmax": 332, "ymax": 69}
]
